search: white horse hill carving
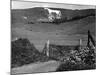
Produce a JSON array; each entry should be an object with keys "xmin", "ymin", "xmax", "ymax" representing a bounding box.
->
[{"xmin": 44, "ymin": 7, "xmax": 62, "ymax": 22}]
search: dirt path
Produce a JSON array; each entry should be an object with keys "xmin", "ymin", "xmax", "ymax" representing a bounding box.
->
[{"xmin": 11, "ymin": 60, "xmax": 60, "ymax": 74}]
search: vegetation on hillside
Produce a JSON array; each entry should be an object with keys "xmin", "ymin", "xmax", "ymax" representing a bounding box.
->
[
  {"xmin": 56, "ymin": 46, "xmax": 96, "ymax": 71},
  {"xmin": 42, "ymin": 39, "xmax": 95, "ymax": 71},
  {"xmin": 11, "ymin": 38, "xmax": 51, "ymax": 68},
  {"xmin": 11, "ymin": 7, "xmax": 95, "ymax": 24},
  {"xmin": 11, "ymin": 37, "xmax": 96, "ymax": 71}
]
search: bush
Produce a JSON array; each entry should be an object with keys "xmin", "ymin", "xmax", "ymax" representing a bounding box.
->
[
  {"xmin": 42, "ymin": 43, "xmax": 96, "ymax": 71},
  {"xmin": 11, "ymin": 38, "xmax": 50, "ymax": 68},
  {"xmin": 56, "ymin": 47, "xmax": 96, "ymax": 71},
  {"xmin": 56, "ymin": 61, "xmax": 95, "ymax": 71}
]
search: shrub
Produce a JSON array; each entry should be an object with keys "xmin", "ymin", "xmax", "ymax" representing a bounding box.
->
[{"xmin": 11, "ymin": 38, "xmax": 50, "ymax": 68}]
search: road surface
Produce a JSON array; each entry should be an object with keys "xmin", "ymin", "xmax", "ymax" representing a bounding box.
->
[{"xmin": 11, "ymin": 60, "xmax": 60, "ymax": 74}]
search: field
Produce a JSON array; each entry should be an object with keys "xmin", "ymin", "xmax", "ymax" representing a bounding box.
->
[
  {"xmin": 11, "ymin": 7, "xmax": 96, "ymax": 74},
  {"xmin": 12, "ymin": 15, "xmax": 95, "ymax": 51}
]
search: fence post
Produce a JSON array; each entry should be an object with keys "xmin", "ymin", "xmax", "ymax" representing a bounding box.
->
[
  {"xmin": 46, "ymin": 40, "xmax": 50, "ymax": 57},
  {"xmin": 79, "ymin": 39, "xmax": 82, "ymax": 49}
]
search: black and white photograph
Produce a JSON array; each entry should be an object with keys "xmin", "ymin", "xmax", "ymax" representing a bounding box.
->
[{"xmin": 11, "ymin": 0, "xmax": 96, "ymax": 74}]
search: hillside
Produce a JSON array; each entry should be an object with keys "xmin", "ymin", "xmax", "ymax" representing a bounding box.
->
[
  {"xmin": 11, "ymin": 7, "xmax": 96, "ymax": 51},
  {"xmin": 11, "ymin": 7, "xmax": 96, "ymax": 24},
  {"xmin": 11, "ymin": 7, "xmax": 96, "ymax": 74},
  {"xmin": 11, "ymin": 38, "xmax": 51, "ymax": 68}
]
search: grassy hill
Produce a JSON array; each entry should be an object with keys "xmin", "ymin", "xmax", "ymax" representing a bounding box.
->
[
  {"xmin": 11, "ymin": 7, "xmax": 96, "ymax": 51},
  {"xmin": 11, "ymin": 38, "xmax": 51, "ymax": 68},
  {"xmin": 11, "ymin": 7, "xmax": 96, "ymax": 24},
  {"xmin": 11, "ymin": 7, "xmax": 96, "ymax": 73}
]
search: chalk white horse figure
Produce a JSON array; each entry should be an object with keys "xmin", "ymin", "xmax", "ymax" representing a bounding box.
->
[{"xmin": 44, "ymin": 7, "xmax": 62, "ymax": 22}]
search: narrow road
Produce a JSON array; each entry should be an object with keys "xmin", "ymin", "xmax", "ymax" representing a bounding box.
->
[{"xmin": 11, "ymin": 60, "xmax": 60, "ymax": 74}]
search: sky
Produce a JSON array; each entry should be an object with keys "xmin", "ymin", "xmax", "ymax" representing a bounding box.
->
[{"xmin": 11, "ymin": 1, "xmax": 96, "ymax": 10}]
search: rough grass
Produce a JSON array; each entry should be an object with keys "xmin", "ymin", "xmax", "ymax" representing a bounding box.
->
[
  {"xmin": 42, "ymin": 43, "xmax": 96, "ymax": 71},
  {"xmin": 56, "ymin": 61, "xmax": 95, "ymax": 71},
  {"xmin": 11, "ymin": 38, "xmax": 51, "ymax": 68},
  {"xmin": 11, "ymin": 38, "xmax": 96, "ymax": 71}
]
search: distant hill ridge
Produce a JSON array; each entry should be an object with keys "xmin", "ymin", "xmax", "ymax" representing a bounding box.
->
[{"xmin": 11, "ymin": 7, "xmax": 96, "ymax": 24}]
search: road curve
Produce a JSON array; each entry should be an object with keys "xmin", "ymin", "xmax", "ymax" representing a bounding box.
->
[{"xmin": 11, "ymin": 60, "xmax": 60, "ymax": 74}]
